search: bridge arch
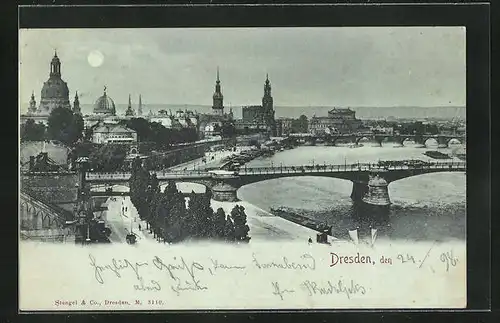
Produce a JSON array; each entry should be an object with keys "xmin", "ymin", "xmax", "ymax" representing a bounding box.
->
[
  {"xmin": 355, "ymin": 136, "xmax": 371, "ymax": 145},
  {"xmin": 401, "ymin": 137, "xmax": 412, "ymax": 145},
  {"xmin": 424, "ymin": 137, "xmax": 439, "ymax": 147},
  {"xmin": 447, "ymin": 138, "xmax": 463, "ymax": 145},
  {"xmin": 160, "ymin": 182, "xmax": 207, "ymax": 194}
]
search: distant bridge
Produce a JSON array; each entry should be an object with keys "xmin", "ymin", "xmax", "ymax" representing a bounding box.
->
[
  {"xmin": 85, "ymin": 160, "xmax": 466, "ymax": 204},
  {"xmin": 286, "ymin": 133, "xmax": 465, "ymax": 147}
]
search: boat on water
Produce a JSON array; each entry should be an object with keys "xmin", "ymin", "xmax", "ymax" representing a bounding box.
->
[
  {"xmin": 270, "ymin": 207, "xmax": 332, "ymax": 234},
  {"xmin": 423, "ymin": 150, "xmax": 450, "ymax": 159}
]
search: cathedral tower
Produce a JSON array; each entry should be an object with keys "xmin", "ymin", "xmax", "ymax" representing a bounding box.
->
[
  {"xmin": 28, "ymin": 91, "xmax": 37, "ymax": 114},
  {"xmin": 125, "ymin": 94, "xmax": 135, "ymax": 116},
  {"xmin": 137, "ymin": 94, "xmax": 143, "ymax": 116},
  {"xmin": 73, "ymin": 91, "xmax": 81, "ymax": 115},
  {"xmin": 262, "ymin": 73, "xmax": 276, "ymax": 136},
  {"xmin": 212, "ymin": 67, "xmax": 224, "ymax": 116}
]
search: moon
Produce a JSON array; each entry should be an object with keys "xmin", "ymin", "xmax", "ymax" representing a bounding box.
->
[{"xmin": 87, "ymin": 50, "xmax": 104, "ymax": 67}]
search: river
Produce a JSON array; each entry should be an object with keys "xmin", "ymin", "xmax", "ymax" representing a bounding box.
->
[{"xmin": 238, "ymin": 141, "xmax": 466, "ymax": 242}]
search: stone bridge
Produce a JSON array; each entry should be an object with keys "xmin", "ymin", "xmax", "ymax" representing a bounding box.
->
[
  {"xmin": 287, "ymin": 133, "xmax": 465, "ymax": 147},
  {"xmin": 85, "ymin": 161, "xmax": 466, "ymax": 205}
]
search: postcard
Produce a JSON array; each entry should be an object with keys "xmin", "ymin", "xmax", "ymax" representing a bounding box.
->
[{"xmin": 19, "ymin": 26, "xmax": 466, "ymax": 311}]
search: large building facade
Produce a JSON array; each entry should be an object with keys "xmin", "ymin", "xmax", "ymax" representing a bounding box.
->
[{"xmin": 308, "ymin": 108, "xmax": 363, "ymax": 134}]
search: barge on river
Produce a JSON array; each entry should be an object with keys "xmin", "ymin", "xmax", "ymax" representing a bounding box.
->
[
  {"xmin": 270, "ymin": 207, "xmax": 332, "ymax": 236},
  {"xmin": 423, "ymin": 150, "xmax": 451, "ymax": 159}
]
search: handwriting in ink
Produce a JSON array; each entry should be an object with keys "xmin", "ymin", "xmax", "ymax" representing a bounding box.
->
[
  {"xmin": 89, "ymin": 254, "xmax": 148, "ymax": 284},
  {"xmin": 152, "ymin": 255, "xmax": 207, "ymax": 294},
  {"xmin": 252, "ymin": 253, "xmax": 316, "ymax": 270},
  {"xmin": 210, "ymin": 258, "xmax": 246, "ymax": 272},
  {"xmin": 134, "ymin": 277, "xmax": 162, "ymax": 292},
  {"xmin": 440, "ymin": 250, "xmax": 458, "ymax": 272},
  {"xmin": 171, "ymin": 277, "xmax": 208, "ymax": 296},
  {"xmin": 397, "ymin": 253, "xmax": 416, "ymax": 264},
  {"xmin": 301, "ymin": 280, "xmax": 366, "ymax": 299},
  {"xmin": 271, "ymin": 282, "xmax": 295, "ymax": 300},
  {"xmin": 418, "ymin": 242, "xmax": 435, "ymax": 269}
]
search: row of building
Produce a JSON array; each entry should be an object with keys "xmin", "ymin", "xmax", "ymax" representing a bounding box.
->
[
  {"xmin": 24, "ymin": 52, "xmax": 393, "ymax": 143},
  {"xmin": 21, "ymin": 52, "xmax": 278, "ymax": 142}
]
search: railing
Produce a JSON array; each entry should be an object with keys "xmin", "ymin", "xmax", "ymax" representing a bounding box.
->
[
  {"xmin": 238, "ymin": 161, "xmax": 465, "ymax": 175},
  {"xmin": 85, "ymin": 161, "xmax": 465, "ymax": 181},
  {"xmin": 288, "ymin": 132, "xmax": 465, "ymax": 138}
]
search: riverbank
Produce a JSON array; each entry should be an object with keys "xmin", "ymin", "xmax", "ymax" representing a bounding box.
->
[
  {"xmin": 210, "ymin": 199, "xmax": 340, "ymax": 244},
  {"xmin": 169, "ymin": 146, "xmax": 253, "ymax": 171}
]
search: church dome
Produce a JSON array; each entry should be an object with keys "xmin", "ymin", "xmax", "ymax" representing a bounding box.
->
[
  {"xmin": 93, "ymin": 87, "xmax": 116, "ymax": 115},
  {"xmin": 37, "ymin": 52, "xmax": 71, "ymax": 114},
  {"xmin": 41, "ymin": 78, "xmax": 70, "ymax": 101}
]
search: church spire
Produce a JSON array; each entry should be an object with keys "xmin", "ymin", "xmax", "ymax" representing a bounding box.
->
[
  {"xmin": 212, "ymin": 67, "xmax": 224, "ymax": 116},
  {"xmin": 50, "ymin": 50, "xmax": 61, "ymax": 77},
  {"xmin": 73, "ymin": 91, "xmax": 81, "ymax": 115},
  {"xmin": 138, "ymin": 94, "xmax": 143, "ymax": 116},
  {"xmin": 125, "ymin": 94, "xmax": 135, "ymax": 116},
  {"xmin": 264, "ymin": 73, "xmax": 271, "ymax": 96},
  {"xmin": 29, "ymin": 91, "xmax": 37, "ymax": 113}
]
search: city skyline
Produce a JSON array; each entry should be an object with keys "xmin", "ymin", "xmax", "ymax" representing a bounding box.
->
[{"xmin": 19, "ymin": 27, "xmax": 465, "ymax": 108}]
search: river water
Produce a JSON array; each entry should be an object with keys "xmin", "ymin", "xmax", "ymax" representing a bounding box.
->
[{"xmin": 238, "ymin": 141, "xmax": 466, "ymax": 242}]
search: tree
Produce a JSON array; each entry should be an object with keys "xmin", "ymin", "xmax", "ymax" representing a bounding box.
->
[
  {"xmin": 129, "ymin": 157, "xmax": 150, "ymax": 221},
  {"xmin": 291, "ymin": 115, "xmax": 308, "ymax": 133},
  {"xmin": 212, "ymin": 208, "xmax": 227, "ymax": 239},
  {"xmin": 20, "ymin": 119, "xmax": 46, "ymax": 142},
  {"xmin": 231, "ymin": 205, "xmax": 250, "ymax": 242},
  {"xmin": 220, "ymin": 123, "xmax": 235, "ymax": 137},
  {"xmin": 223, "ymin": 216, "xmax": 235, "ymax": 242},
  {"xmin": 196, "ymin": 191, "xmax": 214, "ymax": 238},
  {"xmin": 186, "ymin": 191, "xmax": 201, "ymax": 237},
  {"xmin": 88, "ymin": 144, "xmax": 128, "ymax": 172},
  {"xmin": 47, "ymin": 107, "xmax": 83, "ymax": 146}
]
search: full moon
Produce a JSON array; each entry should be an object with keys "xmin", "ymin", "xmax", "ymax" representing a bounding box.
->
[{"xmin": 87, "ymin": 50, "xmax": 104, "ymax": 67}]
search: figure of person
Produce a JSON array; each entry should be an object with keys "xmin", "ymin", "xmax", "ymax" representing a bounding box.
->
[
  {"xmin": 308, "ymin": 237, "xmax": 313, "ymax": 244},
  {"xmin": 138, "ymin": 224, "xmax": 142, "ymax": 231}
]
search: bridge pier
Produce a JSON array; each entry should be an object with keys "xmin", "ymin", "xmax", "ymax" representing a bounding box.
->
[
  {"xmin": 392, "ymin": 136, "xmax": 404, "ymax": 147},
  {"xmin": 437, "ymin": 136, "xmax": 449, "ymax": 149},
  {"xmin": 350, "ymin": 181, "xmax": 369, "ymax": 201},
  {"xmin": 414, "ymin": 136, "xmax": 426, "ymax": 148},
  {"xmin": 362, "ymin": 174, "xmax": 391, "ymax": 206},
  {"xmin": 211, "ymin": 182, "xmax": 238, "ymax": 202},
  {"xmin": 373, "ymin": 136, "xmax": 384, "ymax": 147}
]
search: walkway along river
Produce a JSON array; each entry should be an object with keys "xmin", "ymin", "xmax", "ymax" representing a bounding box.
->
[{"xmin": 238, "ymin": 142, "xmax": 466, "ymax": 242}]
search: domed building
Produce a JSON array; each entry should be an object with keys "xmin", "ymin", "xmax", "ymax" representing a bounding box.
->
[
  {"xmin": 93, "ymin": 86, "xmax": 116, "ymax": 116},
  {"xmin": 37, "ymin": 51, "xmax": 71, "ymax": 115}
]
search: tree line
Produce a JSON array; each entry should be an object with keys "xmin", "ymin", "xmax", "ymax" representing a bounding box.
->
[
  {"xmin": 129, "ymin": 157, "xmax": 250, "ymax": 243},
  {"xmin": 21, "ymin": 107, "xmax": 84, "ymax": 146},
  {"xmin": 119, "ymin": 118, "xmax": 199, "ymax": 149}
]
